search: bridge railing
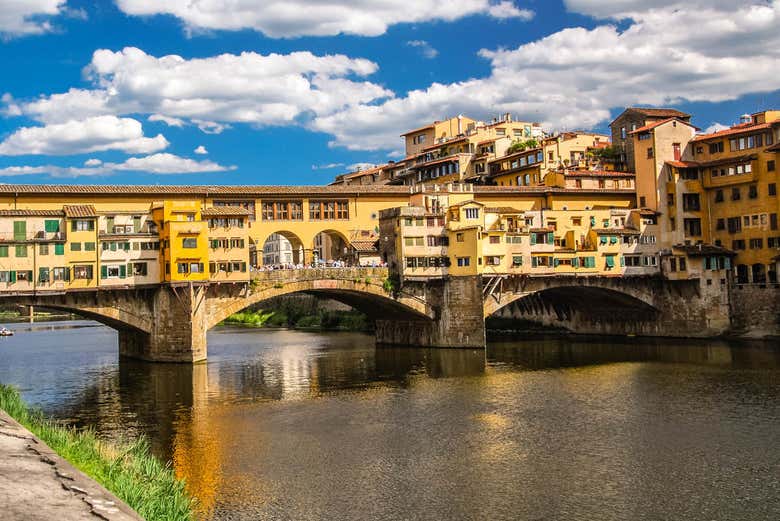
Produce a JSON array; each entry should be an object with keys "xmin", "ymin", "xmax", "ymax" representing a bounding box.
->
[{"xmin": 250, "ymin": 267, "xmax": 389, "ymax": 283}]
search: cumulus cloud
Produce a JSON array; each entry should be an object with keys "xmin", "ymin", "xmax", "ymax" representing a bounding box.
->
[
  {"xmin": 312, "ymin": 1, "xmax": 780, "ymax": 150},
  {"xmin": 346, "ymin": 162, "xmax": 378, "ymax": 171},
  {"xmin": 10, "ymin": 47, "xmax": 391, "ymax": 133},
  {"xmin": 704, "ymin": 123, "xmax": 730, "ymax": 134},
  {"xmin": 194, "ymin": 145, "xmax": 208, "ymax": 154},
  {"xmin": 115, "ymin": 0, "xmax": 535, "ymax": 38},
  {"xmin": 0, "ymin": 153, "xmax": 235, "ymax": 178},
  {"xmin": 0, "ymin": 116, "xmax": 169, "ymax": 156},
  {"xmin": 0, "ymin": 0, "xmax": 65, "ymax": 37},
  {"xmin": 407, "ymin": 40, "xmax": 439, "ymax": 59}
]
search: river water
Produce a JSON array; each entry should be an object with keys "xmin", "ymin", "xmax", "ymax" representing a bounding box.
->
[{"xmin": 1, "ymin": 320, "xmax": 779, "ymax": 520}]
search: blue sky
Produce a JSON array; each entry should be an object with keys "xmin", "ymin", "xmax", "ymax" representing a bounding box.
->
[{"xmin": 0, "ymin": 0, "xmax": 778, "ymax": 185}]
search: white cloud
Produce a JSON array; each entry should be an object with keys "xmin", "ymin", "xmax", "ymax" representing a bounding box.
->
[
  {"xmin": 194, "ymin": 145, "xmax": 208, "ymax": 155},
  {"xmin": 0, "ymin": 0, "xmax": 65, "ymax": 37},
  {"xmin": 115, "ymin": 0, "xmax": 535, "ymax": 38},
  {"xmin": 488, "ymin": 1, "xmax": 534, "ymax": 20},
  {"xmin": 407, "ymin": 40, "xmax": 439, "ymax": 59},
  {"xmin": 346, "ymin": 162, "xmax": 378, "ymax": 171},
  {"xmin": 312, "ymin": 1, "xmax": 780, "ymax": 150},
  {"xmin": 0, "ymin": 153, "xmax": 234, "ymax": 178},
  {"xmin": 704, "ymin": 123, "xmax": 730, "ymax": 134},
  {"xmin": 9, "ymin": 47, "xmax": 392, "ymax": 133},
  {"xmin": 149, "ymin": 114, "xmax": 186, "ymax": 127},
  {"xmin": 0, "ymin": 115, "xmax": 168, "ymax": 156},
  {"xmin": 311, "ymin": 162, "xmax": 344, "ymax": 170}
]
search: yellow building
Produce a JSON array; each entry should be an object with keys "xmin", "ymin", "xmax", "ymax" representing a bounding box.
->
[
  {"xmin": 204, "ymin": 206, "xmax": 250, "ymax": 282},
  {"xmin": 0, "ymin": 210, "xmax": 67, "ymax": 292},
  {"xmin": 64, "ymin": 205, "xmax": 100, "ymax": 289},
  {"xmin": 153, "ymin": 201, "xmax": 210, "ymax": 283}
]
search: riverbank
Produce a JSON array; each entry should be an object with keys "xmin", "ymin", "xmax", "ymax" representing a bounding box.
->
[
  {"xmin": 224, "ymin": 306, "xmax": 370, "ymax": 332},
  {"xmin": 0, "ymin": 385, "xmax": 196, "ymax": 521}
]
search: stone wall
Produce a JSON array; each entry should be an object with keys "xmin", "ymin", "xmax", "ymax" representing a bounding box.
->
[
  {"xmin": 376, "ymin": 275, "xmax": 485, "ymax": 348},
  {"xmin": 728, "ymin": 284, "xmax": 780, "ymax": 338}
]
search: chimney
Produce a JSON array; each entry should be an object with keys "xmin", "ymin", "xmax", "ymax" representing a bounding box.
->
[{"xmin": 457, "ymin": 114, "xmax": 463, "ymax": 135}]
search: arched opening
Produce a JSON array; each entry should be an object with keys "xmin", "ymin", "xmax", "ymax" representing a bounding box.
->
[
  {"xmin": 260, "ymin": 231, "xmax": 305, "ymax": 268},
  {"xmin": 312, "ymin": 230, "xmax": 350, "ymax": 266},
  {"xmin": 751, "ymin": 263, "xmax": 766, "ymax": 284},
  {"xmin": 486, "ymin": 286, "xmax": 659, "ymax": 335}
]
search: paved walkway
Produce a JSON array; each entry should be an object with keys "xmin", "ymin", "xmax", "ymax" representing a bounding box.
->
[{"xmin": 0, "ymin": 411, "xmax": 142, "ymax": 521}]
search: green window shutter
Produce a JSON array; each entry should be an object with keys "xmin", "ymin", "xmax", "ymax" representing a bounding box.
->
[
  {"xmin": 13, "ymin": 221, "xmax": 26, "ymax": 241},
  {"xmin": 553, "ymin": 258, "xmax": 559, "ymax": 267},
  {"xmin": 55, "ymin": 244, "xmax": 64, "ymax": 256},
  {"xmin": 64, "ymin": 267, "xmax": 70, "ymax": 281},
  {"xmin": 0, "ymin": 245, "xmax": 7, "ymax": 257},
  {"xmin": 45, "ymin": 220, "xmax": 60, "ymax": 233},
  {"xmin": 101, "ymin": 265, "xmax": 107, "ymax": 278},
  {"xmin": 572, "ymin": 257, "xmax": 579, "ymax": 268},
  {"xmin": 39, "ymin": 267, "xmax": 48, "ymax": 282},
  {"xmin": 241, "ymin": 262, "xmax": 247, "ymax": 272},
  {"xmin": 119, "ymin": 265, "xmax": 126, "ymax": 278},
  {"xmin": 9, "ymin": 271, "xmax": 16, "ymax": 283},
  {"xmin": 724, "ymin": 257, "xmax": 732, "ymax": 270},
  {"xmin": 15, "ymin": 245, "xmax": 27, "ymax": 258},
  {"xmin": 110, "ymin": 242, "xmax": 117, "ymax": 251},
  {"xmin": 531, "ymin": 257, "xmax": 538, "ymax": 268},
  {"xmin": 84, "ymin": 242, "xmax": 95, "ymax": 251},
  {"xmin": 133, "ymin": 217, "xmax": 141, "ymax": 233},
  {"xmin": 71, "ymin": 221, "xmax": 77, "ymax": 232},
  {"xmin": 547, "ymin": 232, "xmax": 554, "ymax": 244},
  {"xmin": 606, "ymin": 255, "xmax": 615, "ymax": 268},
  {"xmin": 124, "ymin": 242, "xmax": 130, "ymax": 251},
  {"xmin": 530, "ymin": 234, "xmax": 537, "ymax": 245},
  {"xmin": 106, "ymin": 217, "xmax": 114, "ymax": 233},
  {"xmin": 620, "ymin": 256, "xmax": 625, "ymax": 267}
]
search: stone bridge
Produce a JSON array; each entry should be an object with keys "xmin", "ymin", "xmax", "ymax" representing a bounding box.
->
[{"xmin": 2, "ymin": 269, "xmax": 732, "ymax": 362}]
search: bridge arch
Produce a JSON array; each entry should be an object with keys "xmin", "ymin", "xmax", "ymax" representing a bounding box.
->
[
  {"xmin": 205, "ymin": 271, "xmax": 433, "ymax": 331},
  {"xmin": 483, "ymin": 277, "xmax": 661, "ymax": 332},
  {"xmin": 312, "ymin": 228, "xmax": 351, "ymax": 264},
  {"xmin": 259, "ymin": 230, "xmax": 305, "ymax": 266}
]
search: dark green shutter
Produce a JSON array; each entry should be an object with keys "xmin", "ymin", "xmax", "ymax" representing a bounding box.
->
[
  {"xmin": 55, "ymin": 244, "xmax": 64, "ymax": 255},
  {"xmin": 547, "ymin": 232, "xmax": 554, "ymax": 244},
  {"xmin": 45, "ymin": 220, "xmax": 59, "ymax": 233},
  {"xmin": 119, "ymin": 265, "xmax": 126, "ymax": 278},
  {"xmin": 13, "ymin": 221, "xmax": 26, "ymax": 241},
  {"xmin": 9, "ymin": 271, "xmax": 16, "ymax": 283},
  {"xmin": 101, "ymin": 265, "xmax": 107, "ymax": 278}
]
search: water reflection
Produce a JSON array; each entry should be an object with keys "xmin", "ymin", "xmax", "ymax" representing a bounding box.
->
[{"xmin": 2, "ymin": 323, "xmax": 780, "ymax": 520}]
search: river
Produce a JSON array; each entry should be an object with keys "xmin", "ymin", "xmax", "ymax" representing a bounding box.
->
[{"xmin": 1, "ymin": 320, "xmax": 779, "ymax": 520}]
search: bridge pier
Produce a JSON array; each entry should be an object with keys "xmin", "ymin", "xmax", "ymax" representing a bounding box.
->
[
  {"xmin": 119, "ymin": 285, "xmax": 207, "ymax": 363},
  {"xmin": 376, "ymin": 276, "xmax": 486, "ymax": 348}
]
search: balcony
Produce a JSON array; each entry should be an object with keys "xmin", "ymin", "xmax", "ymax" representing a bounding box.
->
[{"xmin": 0, "ymin": 231, "xmax": 66, "ymax": 243}]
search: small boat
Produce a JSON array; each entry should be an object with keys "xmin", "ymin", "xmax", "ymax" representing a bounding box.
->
[{"xmin": 0, "ymin": 327, "xmax": 14, "ymax": 336}]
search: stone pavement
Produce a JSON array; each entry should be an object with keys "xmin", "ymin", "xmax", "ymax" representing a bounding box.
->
[{"xmin": 0, "ymin": 410, "xmax": 142, "ymax": 521}]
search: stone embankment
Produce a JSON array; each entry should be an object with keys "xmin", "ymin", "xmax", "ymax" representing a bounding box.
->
[{"xmin": 0, "ymin": 410, "xmax": 141, "ymax": 521}]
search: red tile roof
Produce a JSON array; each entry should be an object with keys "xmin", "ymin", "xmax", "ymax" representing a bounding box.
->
[
  {"xmin": 691, "ymin": 122, "xmax": 772, "ymax": 142},
  {"xmin": 201, "ymin": 206, "xmax": 251, "ymax": 217},
  {"xmin": 350, "ymin": 240, "xmax": 378, "ymax": 253},
  {"xmin": 565, "ymin": 170, "xmax": 634, "ymax": 177},
  {"xmin": 625, "ymin": 107, "xmax": 691, "ymax": 118},
  {"xmin": 0, "ymin": 209, "xmax": 64, "ymax": 217},
  {"xmin": 63, "ymin": 205, "xmax": 97, "ymax": 218},
  {"xmin": 767, "ymin": 142, "xmax": 780, "ymax": 152},
  {"xmin": 629, "ymin": 118, "xmax": 698, "ymax": 134},
  {"xmin": 666, "ymin": 160, "xmax": 698, "ymax": 168}
]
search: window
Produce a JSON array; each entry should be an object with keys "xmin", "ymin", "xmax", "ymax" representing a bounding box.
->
[
  {"xmin": 512, "ymin": 256, "xmax": 523, "ymax": 266},
  {"xmin": 667, "ymin": 193, "xmax": 674, "ymax": 206},
  {"xmin": 38, "ymin": 244, "xmax": 48, "ymax": 255},
  {"xmin": 714, "ymin": 189, "xmax": 724, "ymax": 203},
  {"xmin": 177, "ymin": 263, "xmax": 189, "ymax": 274},
  {"xmin": 465, "ymin": 208, "xmax": 480, "ymax": 219},
  {"xmin": 682, "ymin": 193, "xmax": 701, "ymax": 211},
  {"xmin": 73, "ymin": 265, "xmax": 93, "ymax": 279},
  {"xmin": 84, "ymin": 242, "xmax": 95, "ymax": 251},
  {"xmin": 769, "ymin": 160, "xmax": 776, "ymax": 172},
  {"xmin": 456, "ymin": 233, "xmax": 464, "ymax": 243},
  {"xmin": 716, "ymin": 219, "xmax": 725, "ymax": 231},
  {"xmin": 0, "ymin": 246, "xmax": 6, "ymax": 257},
  {"xmin": 132, "ymin": 262, "xmax": 148, "ymax": 276},
  {"xmin": 485, "ymin": 256, "xmax": 501, "ymax": 266},
  {"xmin": 13, "ymin": 221, "xmax": 26, "ymax": 241},
  {"xmin": 683, "ymin": 218, "xmax": 702, "ymax": 237},
  {"xmin": 44, "ymin": 220, "xmax": 60, "ymax": 233},
  {"xmin": 404, "ymin": 237, "xmax": 424, "ymax": 247},
  {"xmin": 620, "ymin": 127, "xmax": 626, "ymax": 139},
  {"xmin": 731, "ymin": 187, "xmax": 741, "ymax": 201},
  {"xmin": 679, "ymin": 257, "xmax": 687, "ymax": 271},
  {"xmin": 624, "ymin": 256, "xmax": 642, "ymax": 267},
  {"xmin": 643, "ymin": 255, "xmax": 658, "ymax": 267},
  {"xmin": 182, "ymin": 238, "xmax": 198, "ymax": 249},
  {"xmin": 770, "ymin": 183, "xmax": 777, "ymax": 196},
  {"xmin": 71, "ymin": 220, "xmax": 94, "ymax": 232},
  {"xmin": 489, "ymin": 235, "xmax": 500, "ymax": 244},
  {"xmin": 732, "ymin": 240, "xmax": 746, "ymax": 250},
  {"xmin": 70, "ymin": 242, "xmax": 81, "ymax": 252},
  {"xmin": 647, "ymin": 147, "xmax": 654, "ymax": 159},
  {"xmin": 771, "ymin": 213, "xmax": 778, "ymax": 230},
  {"xmin": 749, "ymin": 238, "xmax": 763, "ymax": 249},
  {"xmin": 506, "ymin": 235, "xmax": 522, "ymax": 244},
  {"xmin": 15, "ymin": 245, "xmax": 27, "ymax": 258},
  {"xmin": 749, "ymin": 185, "xmax": 758, "ymax": 199},
  {"xmin": 709, "ymin": 142, "xmax": 724, "ymax": 154},
  {"xmin": 309, "ymin": 200, "xmax": 349, "ymax": 220},
  {"xmin": 456, "ymin": 257, "xmax": 470, "ymax": 267},
  {"xmin": 55, "ymin": 244, "xmax": 64, "ymax": 256},
  {"xmin": 727, "ymin": 217, "xmax": 742, "ymax": 234}
]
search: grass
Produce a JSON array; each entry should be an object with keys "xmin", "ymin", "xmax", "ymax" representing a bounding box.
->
[
  {"xmin": 223, "ymin": 309, "xmax": 275, "ymax": 327},
  {"xmin": 0, "ymin": 384, "xmax": 196, "ymax": 521}
]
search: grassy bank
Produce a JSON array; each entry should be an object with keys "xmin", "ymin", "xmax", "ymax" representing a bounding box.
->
[
  {"xmin": 223, "ymin": 307, "xmax": 370, "ymax": 332},
  {"xmin": 0, "ymin": 384, "xmax": 196, "ymax": 521}
]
